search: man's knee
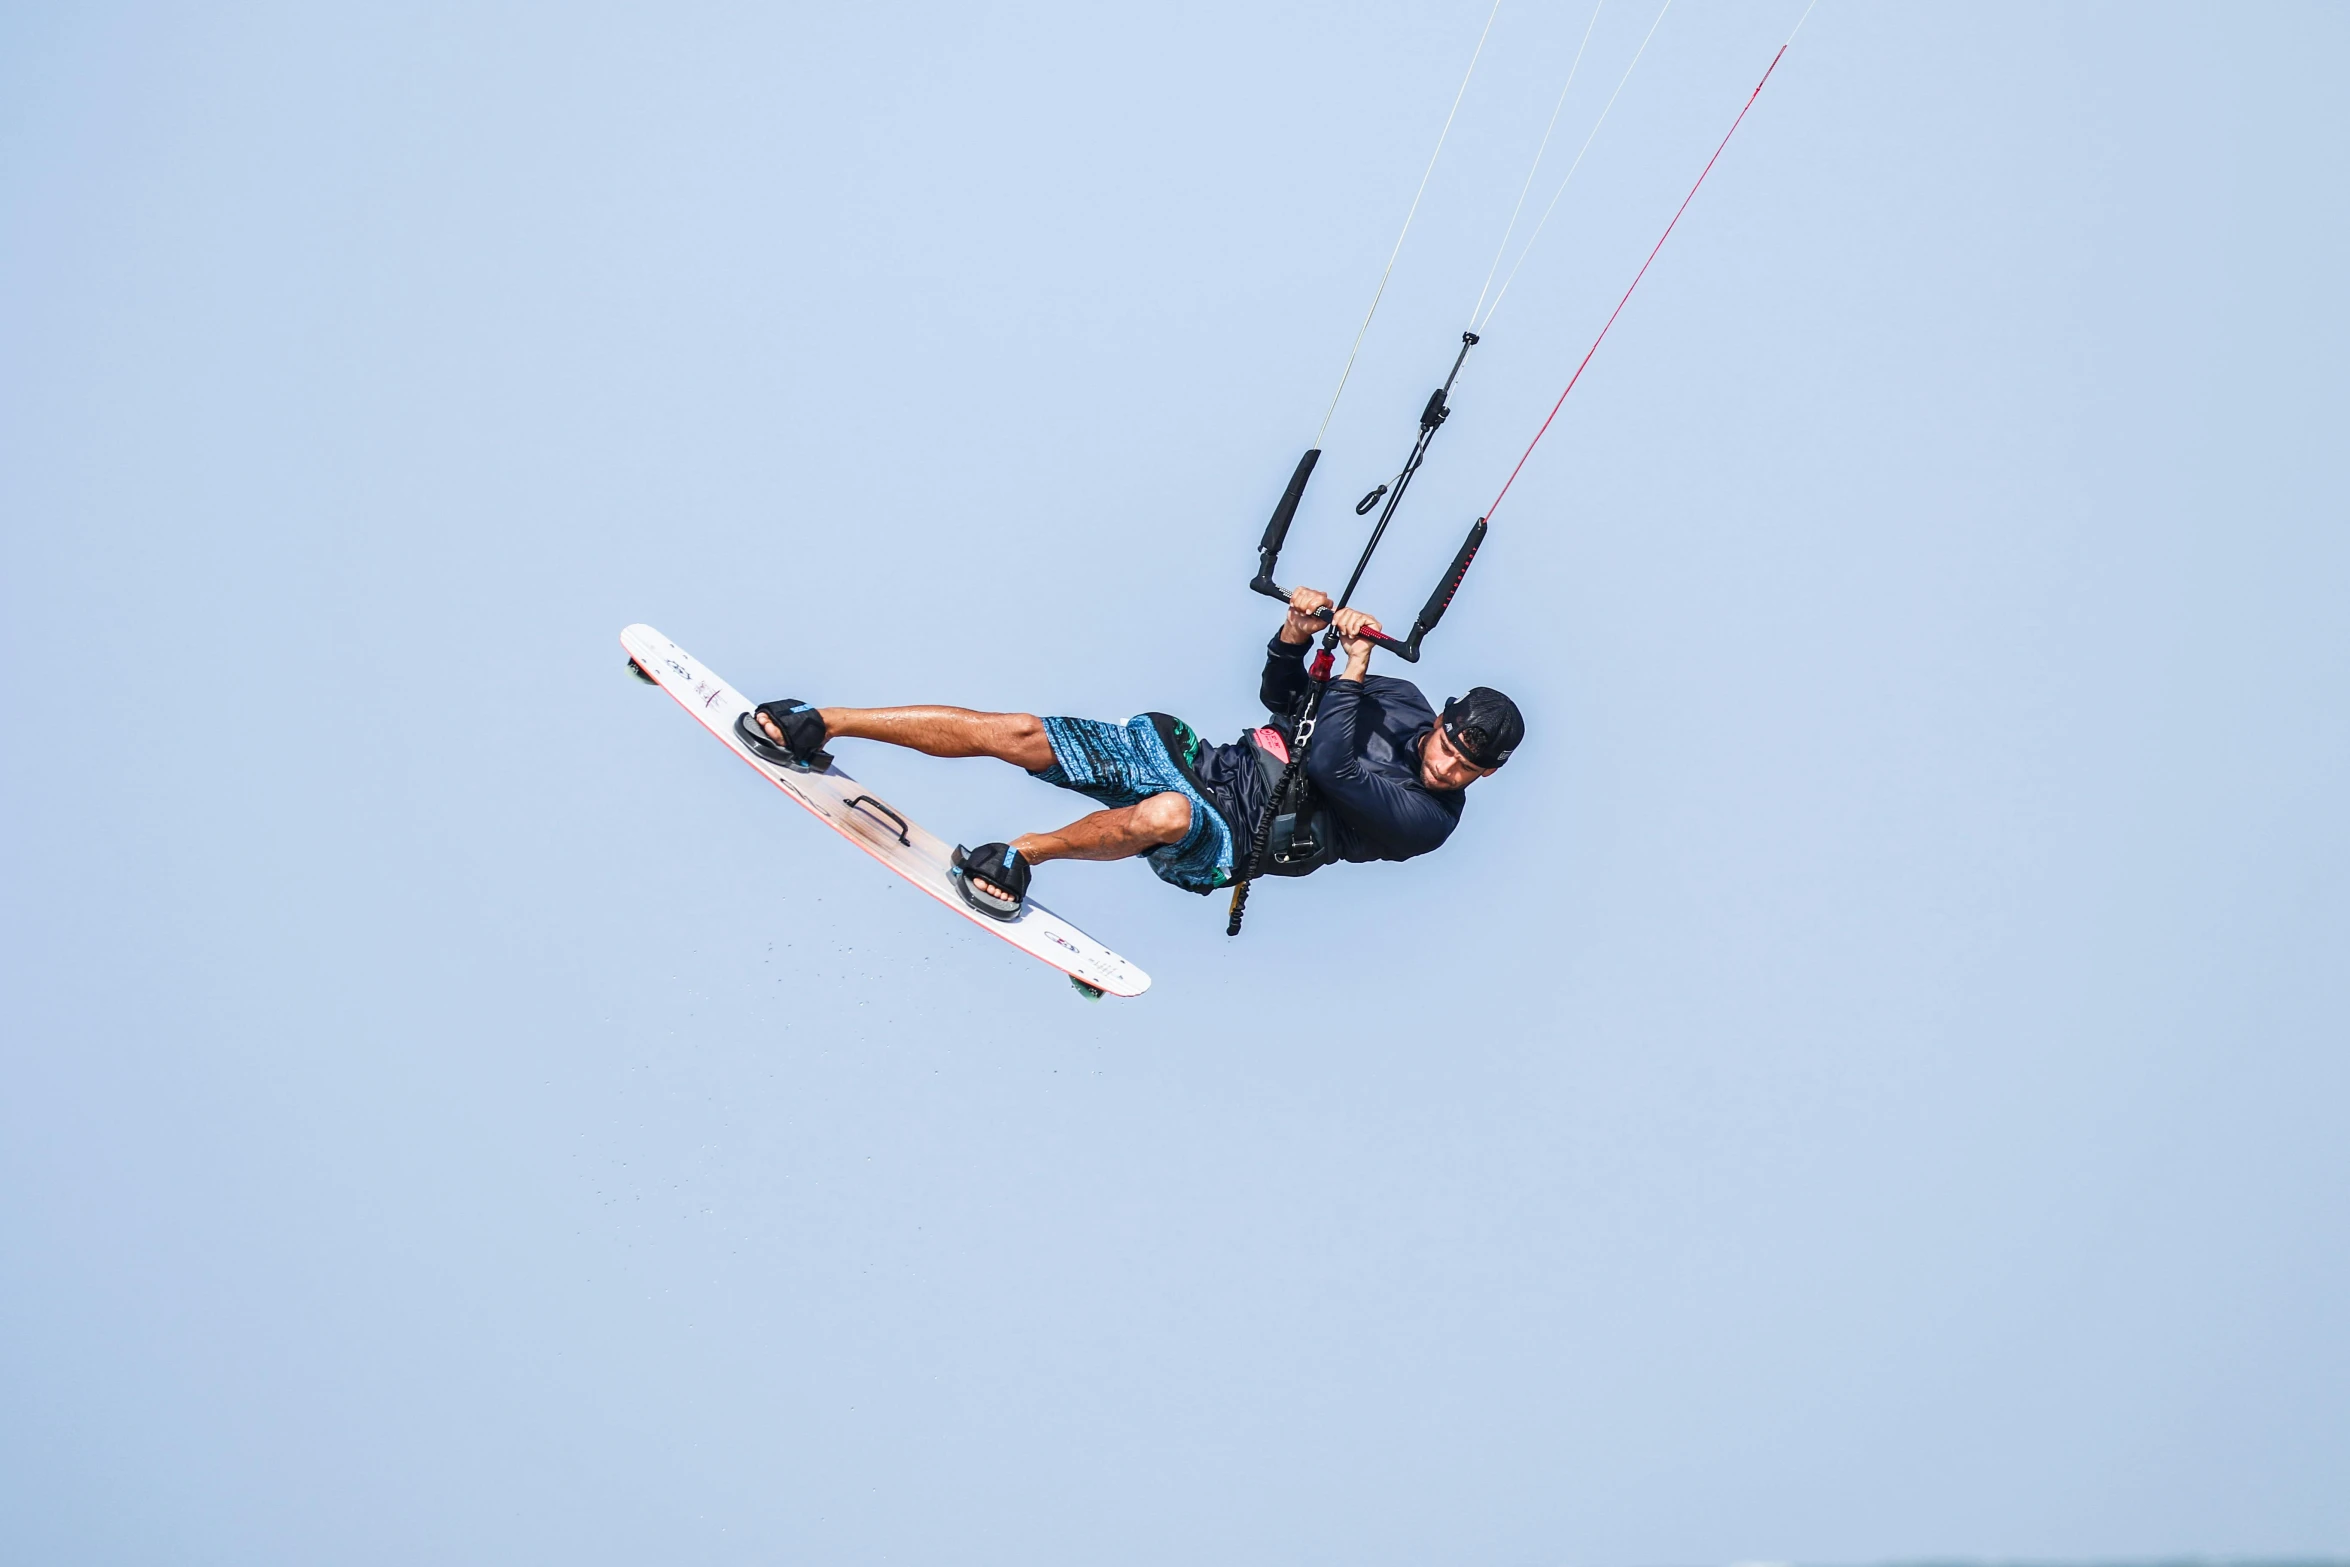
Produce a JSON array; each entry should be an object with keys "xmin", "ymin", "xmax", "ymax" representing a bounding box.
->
[
  {"xmin": 1001, "ymin": 712, "xmax": 1050, "ymax": 770},
  {"xmin": 1135, "ymin": 791, "xmax": 1194, "ymax": 845}
]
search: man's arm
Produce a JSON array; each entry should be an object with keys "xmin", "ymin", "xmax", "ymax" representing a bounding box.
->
[
  {"xmin": 1261, "ymin": 585, "xmax": 1331, "ymax": 716},
  {"xmin": 1327, "ymin": 606, "xmax": 1380, "ymax": 685}
]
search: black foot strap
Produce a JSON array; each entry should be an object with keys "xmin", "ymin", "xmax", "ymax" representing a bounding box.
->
[
  {"xmin": 951, "ymin": 843, "xmax": 1030, "ymax": 921},
  {"xmin": 736, "ymin": 699, "xmax": 833, "ymax": 771}
]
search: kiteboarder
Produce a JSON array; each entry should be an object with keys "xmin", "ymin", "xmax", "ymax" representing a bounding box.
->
[{"xmin": 742, "ymin": 586, "xmax": 1523, "ymax": 920}]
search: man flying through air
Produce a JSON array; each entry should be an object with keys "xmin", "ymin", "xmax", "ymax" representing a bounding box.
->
[{"xmin": 740, "ymin": 586, "xmax": 1524, "ymax": 919}]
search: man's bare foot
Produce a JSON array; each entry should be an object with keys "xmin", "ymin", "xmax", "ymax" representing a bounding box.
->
[
  {"xmin": 748, "ymin": 701, "xmax": 833, "ymax": 768},
  {"xmin": 952, "ymin": 842, "xmax": 1032, "ymax": 919}
]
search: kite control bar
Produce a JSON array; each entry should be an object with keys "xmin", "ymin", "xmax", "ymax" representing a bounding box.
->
[
  {"xmin": 1273, "ymin": 515, "xmax": 1487, "ymax": 665},
  {"xmin": 1248, "ymin": 331, "xmax": 1482, "ymax": 664}
]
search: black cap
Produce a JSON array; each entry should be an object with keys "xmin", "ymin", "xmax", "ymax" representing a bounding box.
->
[{"xmin": 1440, "ymin": 687, "xmax": 1524, "ymax": 769}]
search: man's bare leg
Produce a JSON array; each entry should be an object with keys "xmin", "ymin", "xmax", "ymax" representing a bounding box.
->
[
  {"xmin": 1011, "ymin": 792, "xmax": 1193, "ymax": 868},
  {"xmin": 966, "ymin": 793, "xmax": 1188, "ymax": 900},
  {"xmin": 755, "ymin": 705, "xmax": 1052, "ymax": 772},
  {"xmin": 753, "ymin": 707, "xmax": 1190, "ymax": 900}
]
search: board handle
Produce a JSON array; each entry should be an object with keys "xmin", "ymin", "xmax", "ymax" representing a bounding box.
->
[{"xmin": 844, "ymin": 795, "xmax": 911, "ymax": 846}]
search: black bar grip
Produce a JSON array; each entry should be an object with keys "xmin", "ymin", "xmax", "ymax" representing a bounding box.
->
[
  {"xmin": 1408, "ymin": 516, "xmax": 1486, "ymax": 642},
  {"xmin": 1249, "ymin": 448, "xmax": 1319, "ymax": 601},
  {"xmin": 1256, "ymin": 447, "xmax": 1320, "ymax": 558}
]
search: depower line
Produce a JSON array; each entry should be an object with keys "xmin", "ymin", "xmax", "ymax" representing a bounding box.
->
[{"xmin": 1314, "ymin": 0, "xmax": 1505, "ymax": 447}]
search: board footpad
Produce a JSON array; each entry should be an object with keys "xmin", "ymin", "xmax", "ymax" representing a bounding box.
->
[{"xmin": 734, "ymin": 711, "xmax": 832, "ymax": 772}]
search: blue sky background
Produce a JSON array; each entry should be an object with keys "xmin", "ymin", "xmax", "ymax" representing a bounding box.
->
[{"xmin": 4, "ymin": 2, "xmax": 2346, "ymax": 1562}]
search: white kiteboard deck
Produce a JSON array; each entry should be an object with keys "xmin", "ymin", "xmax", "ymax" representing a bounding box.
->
[{"xmin": 620, "ymin": 624, "xmax": 1150, "ymax": 999}]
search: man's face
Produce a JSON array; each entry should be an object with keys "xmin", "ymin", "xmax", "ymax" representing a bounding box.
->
[{"xmin": 1420, "ymin": 722, "xmax": 1498, "ymax": 792}]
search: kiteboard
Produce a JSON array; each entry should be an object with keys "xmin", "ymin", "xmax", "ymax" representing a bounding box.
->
[{"xmin": 619, "ymin": 624, "xmax": 1150, "ymax": 999}]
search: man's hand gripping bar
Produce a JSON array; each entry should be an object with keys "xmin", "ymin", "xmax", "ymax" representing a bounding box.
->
[{"xmin": 1252, "ymin": 516, "xmax": 1488, "ymax": 664}]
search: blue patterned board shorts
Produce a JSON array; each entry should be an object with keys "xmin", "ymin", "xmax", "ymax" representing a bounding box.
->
[{"xmin": 1031, "ymin": 715, "xmax": 1236, "ymax": 894}]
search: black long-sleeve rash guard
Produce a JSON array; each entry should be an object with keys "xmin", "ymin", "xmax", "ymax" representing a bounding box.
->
[
  {"xmin": 1303, "ymin": 667, "xmax": 1466, "ymax": 861},
  {"xmin": 1190, "ymin": 634, "xmax": 1466, "ymax": 866}
]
